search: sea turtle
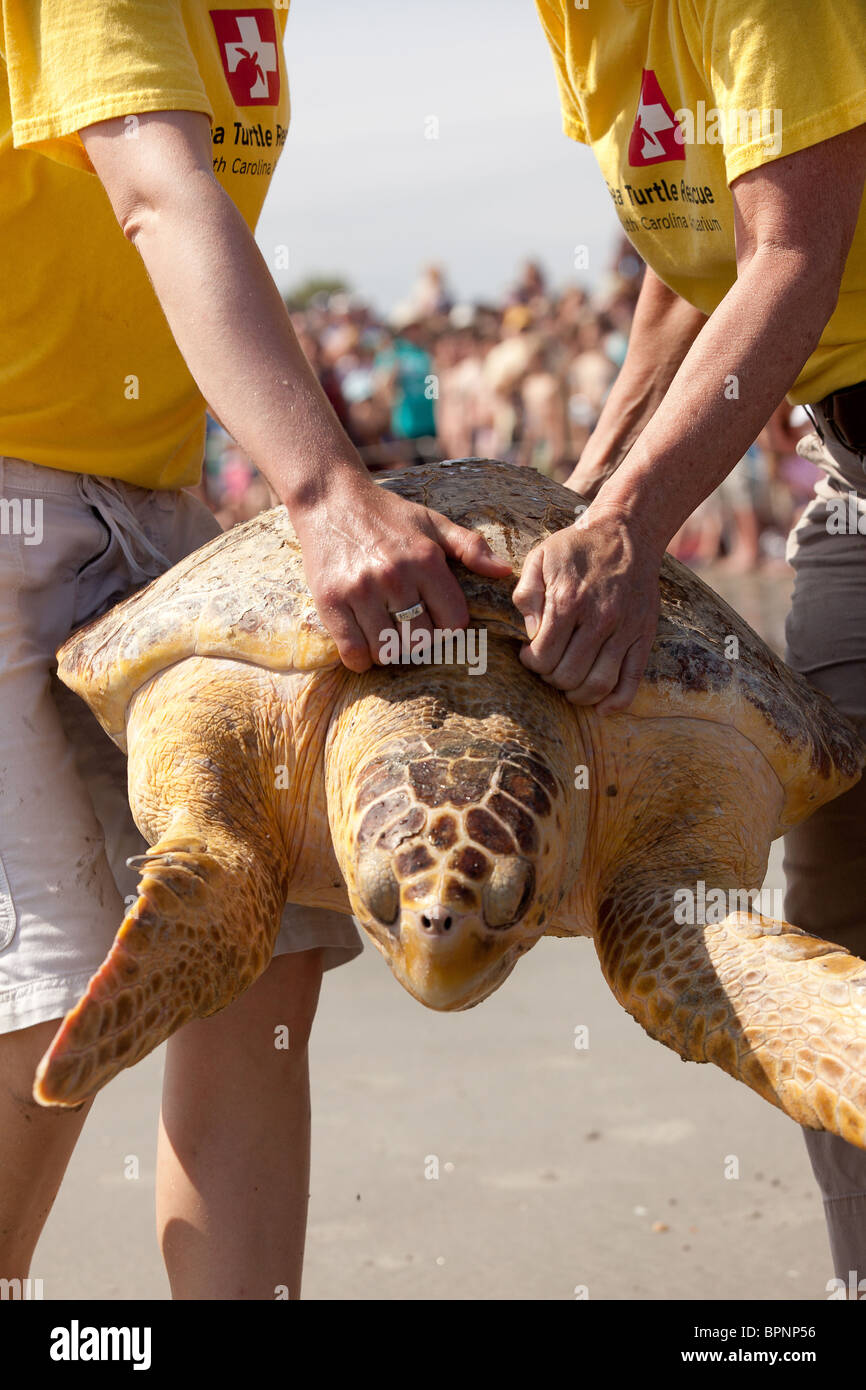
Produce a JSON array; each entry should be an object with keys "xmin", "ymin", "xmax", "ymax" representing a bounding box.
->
[{"xmin": 34, "ymin": 460, "xmax": 866, "ymax": 1151}]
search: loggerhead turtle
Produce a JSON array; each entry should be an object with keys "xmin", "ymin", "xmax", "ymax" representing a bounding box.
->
[{"xmin": 33, "ymin": 459, "xmax": 866, "ymax": 1150}]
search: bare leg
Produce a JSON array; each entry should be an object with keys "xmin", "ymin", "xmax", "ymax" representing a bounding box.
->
[
  {"xmin": 156, "ymin": 948, "xmax": 324, "ymax": 1300},
  {"xmin": 719, "ymin": 506, "xmax": 760, "ymax": 572},
  {"xmin": 0, "ymin": 1019, "xmax": 93, "ymax": 1278}
]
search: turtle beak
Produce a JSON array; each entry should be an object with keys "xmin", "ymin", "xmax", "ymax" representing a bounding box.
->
[
  {"xmin": 388, "ymin": 901, "xmax": 522, "ymax": 1010},
  {"xmin": 354, "ymin": 848, "xmax": 542, "ymax": 1008}
]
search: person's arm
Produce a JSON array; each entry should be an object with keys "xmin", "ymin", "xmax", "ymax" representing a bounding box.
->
[
  {"xmin": 596, "ymin": 127, "xmax": 866, "ymax": 549},
  {"xmin": 513, "ymin": 122, "xmax": 866, "ymax": 711},
  {"xmin": 567, "ymin": 268, "xmax": 707, "ymax": 498},
  {"xmin": 79, "ymin": 111, "xmax": 510, "ymax": 669}
]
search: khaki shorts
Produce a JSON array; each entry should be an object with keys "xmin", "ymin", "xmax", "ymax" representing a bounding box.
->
[{"xmin": 0, "ymin": 455, "xmax": 361, "ymax": 1035}]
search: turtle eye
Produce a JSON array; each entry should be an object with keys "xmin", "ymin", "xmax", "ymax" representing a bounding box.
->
[
  {"xmin": 356, "ymin": 848, "xmax": 400, "ymax": 927},
  {"xmin": 483, "ymin": 857, "xmax": 535, "ymax": 929}
]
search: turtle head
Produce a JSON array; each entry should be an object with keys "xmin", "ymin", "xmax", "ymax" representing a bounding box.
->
[{"xmin": 326, "ymin": 646, "xmax": 586, "ymax": 1009}]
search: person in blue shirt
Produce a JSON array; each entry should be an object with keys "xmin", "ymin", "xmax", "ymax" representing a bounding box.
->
[{"xmin": 376, "ymin": 310, "xmax": 437, "ymax": 460}]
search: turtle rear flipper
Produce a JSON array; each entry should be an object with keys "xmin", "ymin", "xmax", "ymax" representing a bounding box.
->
[
  {"xmin": 34, "ymin": 812, "xmax": 287, "ymax": 1108},
  {"xmin": 595, "ymin": 876, "xmax": 866, "ymax": 1147}
]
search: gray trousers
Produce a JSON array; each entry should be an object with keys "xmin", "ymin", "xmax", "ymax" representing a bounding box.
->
[{"xmin": 783, "ymin": 401, "xmax": 866, "ymax": 1283}]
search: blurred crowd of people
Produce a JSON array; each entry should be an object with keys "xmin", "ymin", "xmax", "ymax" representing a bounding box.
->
[{"xmin": 199, "ymin": 238, "xmax": 820, "ymax": 573}]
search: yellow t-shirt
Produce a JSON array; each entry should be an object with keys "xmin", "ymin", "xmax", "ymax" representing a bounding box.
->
[
  {"xmin": 0, "ymin": 1, "xmax": 290, "ymax": 487},
  {"xmin": 535, "ymin": 0, "xmax": 866, "ymax": 404}
]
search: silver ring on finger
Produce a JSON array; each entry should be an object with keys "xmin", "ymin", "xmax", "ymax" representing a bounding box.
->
[{"xmin": 390, "ymin": 601, "xmax": 426, "ymax": 623}]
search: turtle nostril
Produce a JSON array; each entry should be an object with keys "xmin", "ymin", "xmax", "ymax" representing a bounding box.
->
[{"xmin": 420, "ymin": 907, "xmax": 453, "ymax": 934}]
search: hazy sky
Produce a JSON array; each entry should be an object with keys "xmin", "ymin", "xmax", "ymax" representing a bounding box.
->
[{"xmin": 255, "ymin": 0, "xmax": 621, "ymax": 313}]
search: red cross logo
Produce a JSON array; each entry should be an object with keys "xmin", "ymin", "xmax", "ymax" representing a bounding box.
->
[
  {"xmin": 210, "ymin": 9, "xmax": 280, "ymax": 106},
  {"xmin": 627, "ymin": 70, "xmax": 685, "ymax": 167}
]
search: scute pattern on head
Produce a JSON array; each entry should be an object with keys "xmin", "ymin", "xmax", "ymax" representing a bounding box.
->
[
  {"xmin": 351, "ymin": 728, "xmax": 562, "ymax": 930},
  {"xmin": 322, "ymin": 642, "xmax": 582, "ymax": 1010}
]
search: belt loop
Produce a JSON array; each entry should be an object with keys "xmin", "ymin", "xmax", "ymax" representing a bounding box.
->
[
  {"xmin": 817, "ymin": 381, "xmax": 866, "ymax": 460},
  {"xmin": 803, "ymin": 403, "xmax": 824, "ymax": 443}
]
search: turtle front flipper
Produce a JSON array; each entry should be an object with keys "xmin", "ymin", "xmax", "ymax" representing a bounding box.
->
[
  {"xmin": 594, "ymin": 873, "xmax": 866, "ymax": 1147},
  {"xmin": 34, "ymin": 809, "xmax": 288, "ymax": 1107},
  {"xmin": 34, "ymin": 658, "xmax": 294, "ymax": 1108}
]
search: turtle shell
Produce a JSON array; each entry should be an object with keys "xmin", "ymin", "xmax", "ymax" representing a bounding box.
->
[{"xmin": 57, "ymin": 458, "xmax": 863, "ymax": 827}]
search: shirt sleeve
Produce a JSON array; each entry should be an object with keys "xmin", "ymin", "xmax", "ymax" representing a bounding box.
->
[
  {"xmin": 1, "ymin": 0, "xmax": 213, "ymax": 174},
  {"xmin": 534, "ymin": 0, "xmax": 587, "ymax": 145},
  {"xmin": 697, "ymin": 0, "xmax": 866, "ymax": 183}
]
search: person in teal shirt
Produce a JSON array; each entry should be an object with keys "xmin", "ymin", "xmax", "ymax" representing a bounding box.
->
[{"xmin": 376, "ymin": 312, "xmax": 437, "ymax": 456}]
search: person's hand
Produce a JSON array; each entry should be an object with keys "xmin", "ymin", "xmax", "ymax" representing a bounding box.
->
[
  {"xmin": 512, "ymin": 504, "xmax": 662, "ymax": 712},
  {"xmin": 292, "ymin": 475, "xmax": 512, "ymax": 671}
]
